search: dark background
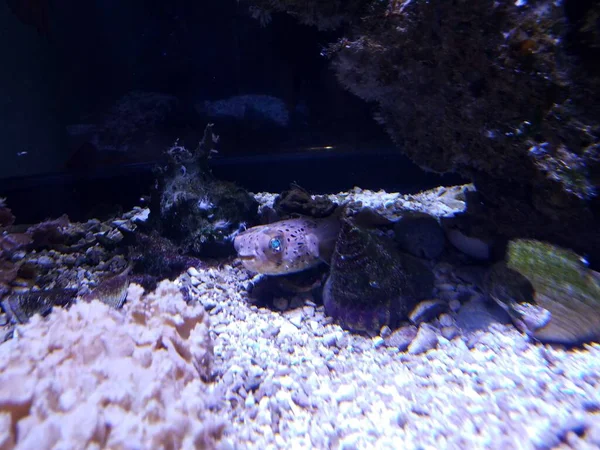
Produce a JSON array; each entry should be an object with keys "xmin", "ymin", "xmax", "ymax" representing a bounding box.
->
[{"xmin": 0, "ymin": 0, "xmax": 462, "ymax": 222}]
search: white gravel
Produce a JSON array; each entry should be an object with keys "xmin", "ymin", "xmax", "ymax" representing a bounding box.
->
[{"xmin": 183, "ymin": 187, "xmax": 600, "ymax": 450}]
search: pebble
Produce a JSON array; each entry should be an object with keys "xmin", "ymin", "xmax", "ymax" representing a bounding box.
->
[
  {"xmin": 322, "ymin": 332, "xmax": 339, "ymax": 347},
  {"xmin": 36, "ymin": 256, "xmax": 55, "ymax": 268},
  {"xmin": 449, "ymin": 299, "xmax": 462, "ymax": 312},
  {"xmin": 441, "ymin": 326, "xmax": 460, "ymax": 340},
  {"xmin": 335, "ymin": 385, "xmax": 357, "ymax": 403},
  {"xmin": 408, "ymin": 325, "xmax": 439, "ymax": 354},
  {"xmin": 409, "ymin": 299, "xmax": 447, "ymax": 325},
  {"xmin": 285, "ymin": 309, "xmax": 304, "ymax": 328},
  {"xmin": 439, "ymin": 313, "xmax": 454, "ymax": 327},
  {"xmin": 385, "ymin": 325, "xmax": 418, "ymax": 351}
]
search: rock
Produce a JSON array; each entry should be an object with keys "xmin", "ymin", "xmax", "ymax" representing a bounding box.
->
[
  {"xmin": 384, "ymin": 325, "xmax": 418, "ymax": 351},
  {"xmin": 445, "ymin": 228, "xmax": 491, "ymax": 260},
  {"xmin": 0, "ymin": 280, "xmax": 218, "ymax": 448},
  {"xmin": 409, "ymin": 299, "xmax": 447, "ymax": 325},
  {"xmin": 334, "ymin": 385, "xmax": 357, "ymax": 403},
  {"xmin": 455, "ymin": 296, "xmax": 512, "ymax": 333},
  {"xmin": 394, "ymin": 212, "xmax": 445, "ymax": 259},
  {"xmin": 486, "ymin": 239, "xmax": 600, "ymax": 345},
  {"xmin": 441, "ymin": 326, "xmax": 460, "ymax": 340},
  {"xmin": 407, "ymin": 324, "xmax": 439, "ymax": 354}
]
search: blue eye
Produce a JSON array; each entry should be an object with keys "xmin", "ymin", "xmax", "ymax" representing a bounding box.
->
[{"xmin": 269, "ymin": 238, "xmax": 282, "ymax": 252}]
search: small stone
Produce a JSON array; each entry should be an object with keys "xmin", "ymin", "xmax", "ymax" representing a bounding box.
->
[
  {"xmin": 303, "ymin": 305, "xmax": 315, "ymax": 317},
  {"xmin": 411, "ymin": 403, "xmax": 430, "ymax": 416},
  {"xmin": 278, "ymin": 321, "xmax": 298, "ymax": 337},
  {"xmin": 292, "ymin": 390, "xmax": 311, "ymax": 409},
  {"xmin": 408, "ymin": 324, "xmax": 439, "ymax": 354},
  {"xmin": 380, "ymin": 325, "xmax": 392, "ymax": 339},
  {"xmin": 384, "ymin": 325, "xmax": 418, "ymax": 351},
  {"xmin": 413, "ymin": 364, "xmax": 432, "ymax": 378},
  {"xmin": 36, "ymin": 255, "xmax": 55, "ymax": 268},
  {"xmin": 202, "ymin": 299, "xmax": 217, "ymax": 311},
  {"xmin": 441, "ymin": 326, "xmax": 460, "ymax": 340},
  {"xmin": 131, "ymin": 208, "xmax": 150, "ymax": 223},
  {"xmin": 322, "ymin": 332, "xmax": 338, "ymax": 347},
  {"xmin": 372, "ymin": 336, "xmax": 385, "ymax": 348},
  {"xmin": 285, "ymin": 309, "xmax": 304, "ymax": 328},
  {"xmin": 190, "ymin": 277, "xmax": 201, "ymax": 287},
  {"xmin": 409, "ymin": 300, "xmax": 447, "ymax": 325},
  {"xmin": 439, "ymin": 313, "xmax": 454, "ymax": 327},
  {"xmin": 394, "ymin": 412, "xmax": 408, "ymax": 428},
  {"xmin": 187, "ymin": 267, "xmax": 200, "ymax": 277},
  {"xmin": 335, "ymin": 385, "xmax": 356, "ymax": 403},
  {"xmin": 449, "ymin": 299, "xmax": 461, "ymax": 312},
  {"xmin": 273, "ymin": 297, "xmax": 289, "ymax": 311}
]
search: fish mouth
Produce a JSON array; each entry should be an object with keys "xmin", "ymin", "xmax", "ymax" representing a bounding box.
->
[{"xmin": 237, "ymin": 255, "xmax": 256, "ymax": 261}]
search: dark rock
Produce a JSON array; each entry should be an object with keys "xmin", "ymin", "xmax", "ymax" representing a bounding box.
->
[
  {"xmin": 394, "ymin": 213, "xmax": 445, "ymax": 260},
  {"xmin": 273, "ymin": 184, "xmax": 337, "ymax": 218},
  {"xmin": 329, "ymin": 0, "xmax": 600, "ymax": 260},
  {"xmin": 408, "ymin": 299, "xmax": 447, "ymax": 325},
  {"xmin": 1, "ymin": 288, "xmax": 77, "ymax": 324}
]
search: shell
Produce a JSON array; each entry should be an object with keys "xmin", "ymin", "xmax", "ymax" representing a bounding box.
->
[{"xmin": 323, "ymin": 217, "xmax": 434, "ymax": 333}]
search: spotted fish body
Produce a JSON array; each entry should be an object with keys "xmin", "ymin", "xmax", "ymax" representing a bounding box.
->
[{"xmin": 233, "ymin": 216, "xmax": 340, "ymax": 275}]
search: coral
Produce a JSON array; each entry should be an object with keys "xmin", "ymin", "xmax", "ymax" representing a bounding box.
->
[{"xmin": 0, "ymin": 280, "xmax": 221, "ymax": 449}]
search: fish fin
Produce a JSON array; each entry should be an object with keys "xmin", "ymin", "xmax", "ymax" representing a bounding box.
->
[{"xmin": 314, "ymin": 233, "xmax": 337, "ymax": 264}]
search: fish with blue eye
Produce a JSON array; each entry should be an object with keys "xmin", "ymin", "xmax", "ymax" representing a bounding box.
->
[
  {"xmin": 233, "ymin": 215, "xmax": 341, "ymax": 276},
  {"xmin": 269, "ymin": 238, "xmax": 282, "ymax": 252}
]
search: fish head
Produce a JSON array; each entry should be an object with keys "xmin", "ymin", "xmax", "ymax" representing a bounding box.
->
[{"xmin": 233, "ymin": 218, "xmax": 332, "ymax": 275}]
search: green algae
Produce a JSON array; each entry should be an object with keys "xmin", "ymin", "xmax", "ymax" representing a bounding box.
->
[{"xmin": 501, "ymin": 239, "xmax": 600, "ymax": 345}]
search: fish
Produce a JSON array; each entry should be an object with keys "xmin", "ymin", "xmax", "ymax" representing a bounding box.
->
[{"xmin": 233, "ymin": 215, "xmax": 341, "ymax": 276}]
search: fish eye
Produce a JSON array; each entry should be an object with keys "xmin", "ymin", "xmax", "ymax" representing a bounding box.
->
[{"xmin": 269, "ymin": 238, "xmax": 282, "ymax": 252}]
